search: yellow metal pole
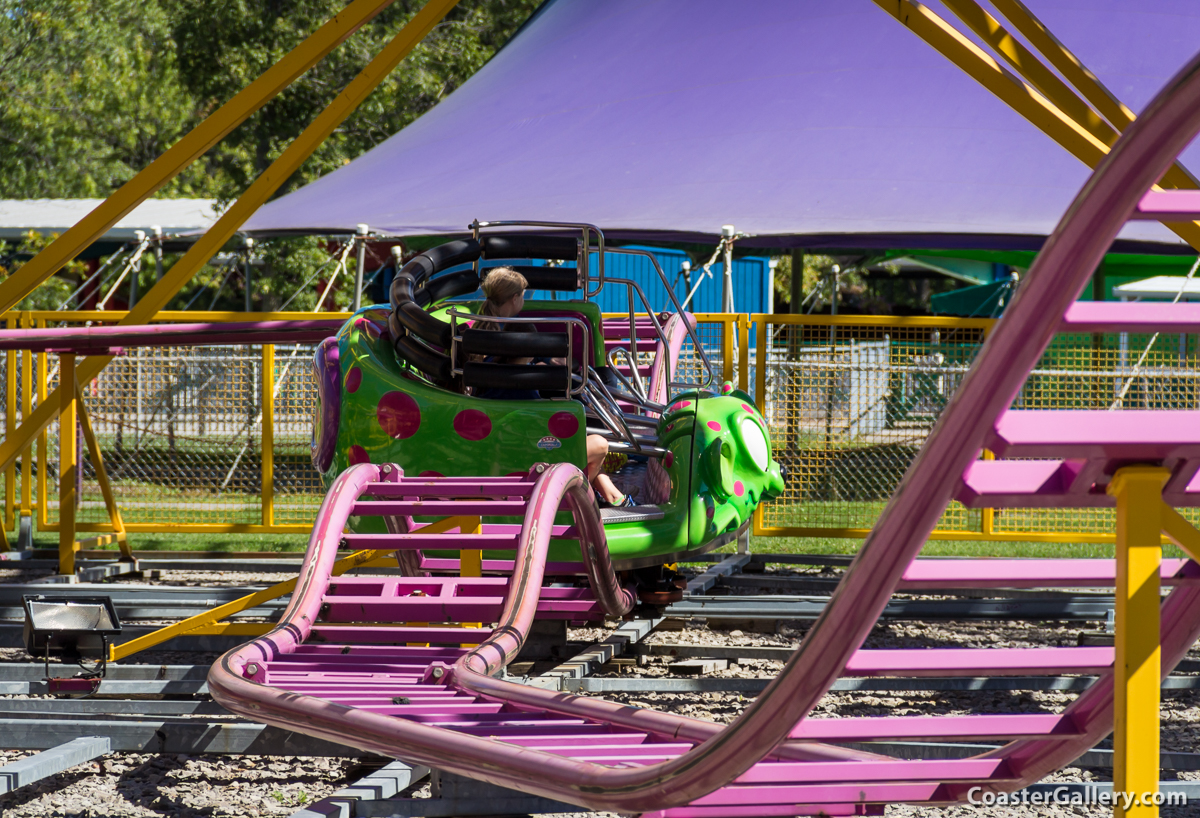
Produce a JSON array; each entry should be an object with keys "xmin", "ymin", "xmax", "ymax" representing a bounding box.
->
[
  {"xmin": 5, "ymin": 316, "xmax": 15, "ymax": 534},
  {"xmin": 459, "ymin": 515, "xmax": 483, "ymax": 578},
  {"xmin": 36, "ymin": 319, "xmax": 47, "ymax": 530},
  {"xmin": 753, "ymin": 315, "xmax": 768, "ymax": 410},
  {"xmin": 981, "ymin": 449, "xmax": 995, "ymax": 537},
  {"xmin": 1162, "ymin": 505, "xmax": 1200, "ymax": 562},
  {"xmin": 458, "ymin": 515, "xmax": 483, "ymax": 647},
  {"xmin": 737, "ymin": 313, "xmax": 750, "ymax": 393},
  {"xmin": 20, "ymin": 313, "xmax": 32, "ymax": 521},
  {"xmin": 262, "ymin": 344, "xmax": 275, "ymax": 528},
  {"xmin": 752, "ymin": 315, "xmax": 769, "ymax": 536},
  {"xmin": 58, "ymin": 354, "xmax": 77, "ymax": 575},
  {"xmin": 0, "ymin": 0, "xmax": 462, "ymax": 477},
  {"xmin": 721, "ymin": 317, "xmax": 734, "ymax": 385},
  {"xmin": 940, "ymin": 0, "xmax": 1115, "ymax": 145},
  {"xmin": 1107, "ymin": 466, "xmax": 1167, "ymax": 818},
  {"xmin": 0, "ymin": 0, "xmax": 402, "ymax": 316},
  {"xmin": 76, "ymin": 383, "xmax": 130, "ymax": 558},
  {"xmin": 871, "ymin": 0, "xmax": 1104, "ymax": 162},
  {"xmin": 113, "ymin": 546, "xmax": 392, "ymax": 661}
]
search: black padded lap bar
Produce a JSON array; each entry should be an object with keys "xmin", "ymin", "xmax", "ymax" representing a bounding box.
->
[
  {"xmin": 398, "ymin": 238, "xmax": 482, "ymax": 284},
  {"xmin": 463, "ymin": 361, "xmax": 571, "ymax": 392},
  {"xmin": 423, "ymin": 238, "xmax": 481, "ymax": 271},
  {"xmin": 394, "ymin": 301, "xmax": 452, "ymax": 348},
  {"xmin": 389, "ymin": 273, "xmax": 418, "ymax": 310},
  {"xmin": 422, "ymin": 270, "xmax": 481, "ymax": 305},
  {"xmin": 394, "ymin": 336, "xmax": 452, "ymax": 382},
  {"xmin": 481, "ymin": 235, "xmax": 578, "ymax": 261},
  {"xmin": 460, "ymin": 328, "xmax": 569, "ymax": 359},
  {"xmin": 494, "ymin": 265, "xmax": 581, "ymax": 291},
  {"xmin": 399, "ymin": 255, "xmax": 436, "ymax": 284}
]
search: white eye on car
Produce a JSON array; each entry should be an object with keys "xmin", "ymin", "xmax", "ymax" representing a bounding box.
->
[{"xmin": 739, "ymin": 417, "xmax": 770, "ymax": 472}]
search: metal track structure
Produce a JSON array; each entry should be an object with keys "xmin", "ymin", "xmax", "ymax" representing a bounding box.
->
[{"xmin": 206, "ymin": 48, "xmax": 1200, "ymax": 815}]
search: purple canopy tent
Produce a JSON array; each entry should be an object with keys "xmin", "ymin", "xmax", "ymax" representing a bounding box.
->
[{"xmin": 244, "ymin": 0, "xmax": 1200, "ymax": 251}]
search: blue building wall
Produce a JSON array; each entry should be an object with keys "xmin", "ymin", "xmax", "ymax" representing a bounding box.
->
[{"xmin": 427, "ymin": 244, "xmax": 773, "ymax": 315}]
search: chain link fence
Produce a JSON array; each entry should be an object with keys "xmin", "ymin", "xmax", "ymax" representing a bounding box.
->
[
  {"xmin": 0, "ymin": 313, "xmax": 334, "ymax": 536},
  {"xmin": 5, "ymin": 311, "xmax": 1200, "ymax": 543},
  {"xmin": 749, "ymin": 315, "xmax": 1200, "ymax": 540}
]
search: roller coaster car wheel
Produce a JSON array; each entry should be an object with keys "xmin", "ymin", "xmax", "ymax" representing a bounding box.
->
[{"xmin": 631, "ymin": 564, "xmax": 687, "ymax": 605}]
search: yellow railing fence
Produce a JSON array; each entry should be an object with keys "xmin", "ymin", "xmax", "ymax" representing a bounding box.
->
[{"xmin": 7, "ymin": 309, "xmax": 1200, "ymax": 550}]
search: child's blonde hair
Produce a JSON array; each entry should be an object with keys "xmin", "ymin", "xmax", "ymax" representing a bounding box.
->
[
  {"xmin": 480, "ymin": 267, "xmax": 527, "ymax": 312},
  {"xmin": 475, "ymin": 267, "xmax": 528, "ymax": 333}
]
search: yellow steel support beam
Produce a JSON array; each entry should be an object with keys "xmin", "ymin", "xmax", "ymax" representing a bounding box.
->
[
  {"xmin": 75, "ymin": 534, "xmax": 128, "ymax": 551},
  {"xmin": 1160, "ymin": 506, "xmax": 1200, "ymax": 563},
  {"xmin": 870, "ymin": 0, "xmax": 1200, "ymax": 251},
  {"xmin": 459, "ymin": 516, "xmax": 483, "ymax": 578},
  {"xmin": 75, "ymin": 383, "xmax": 130, "ymax": 558},
  {"xmin": 110, "ymin": 514, "xmax": 476, "ymax": 661},
  {"xmin": 980, "ymin": 449, "xmax": 995, "ymax": 537},
  {"xmin": 0, "ymin": 0, "xmax": 461, "ymax": 478},
  {"xmin": 872, "ymin": 0, "xmax": 1105, "ymax": 164},
  {"xmin": 751, "ymin": 317, "xmax": 769, "ymax": 536},
  {"xmin": 0, "ymin": 322, "xmax": 9, "ymax": 548},
  {"xmin": 58, "ymin": 355, "xmax": 77, "ymax": 575},
  {"xmin": 940, "ymin": 0, "xmax": 1115, "ymax": 146},
  {"xmin": 0, "ymin": 0, "xmax": 401, "ymax": 316},
  {"xmin": 1107, "ymin": 466, "xmax": 1167, "ymax": 818},
  {"xmin": 987, "ymin": 0, "xmax": 1134, "ymax": 131},
  {"xmin": 945, "ymin": 0, "xmax": 1199, "ymax": 193}
]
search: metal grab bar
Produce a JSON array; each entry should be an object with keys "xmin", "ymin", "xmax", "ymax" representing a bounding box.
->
[
  {"xmin": 446, "ymin": 307, "xmax": 589, "ymax": 398},
  {"xmin": 583, "ymin": 380, "xmax": 639, "ymax": 451},
  {"xmin": 471, "ymin": 219, "xmax": 606, "ymax": 298},
  {"xmin": 602, "ymin": 247, "xmax": 715, "ymax": 391},
  {"xmin": 607, "ymin": 345, "xmax": 648, "ymax": 401},
  {"xmin": 588, "ymin": 433, "xmax": 669, "ymax": 458},
  {"xmin": 465, "ymin": 219, "xmax": 713, "ymax": 399}
]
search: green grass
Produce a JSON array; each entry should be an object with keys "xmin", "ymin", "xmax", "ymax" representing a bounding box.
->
[{"xmin": 741, "ymin": 534, "xmax": 1189, "ymax": 561}]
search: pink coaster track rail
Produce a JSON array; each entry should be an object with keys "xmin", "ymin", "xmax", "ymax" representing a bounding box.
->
[{"xmin": 210, "ymin": 49, "xmax": 1200, "ymax": 815}]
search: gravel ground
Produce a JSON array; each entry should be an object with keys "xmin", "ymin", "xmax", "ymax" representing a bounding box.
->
[
  {"xmin": 1, "ymin": 566, "xmax": 1198, "ymax": 817},
  {"xmin": 0, "ymin": 751, "xmax": 358, "ymax": 817}
]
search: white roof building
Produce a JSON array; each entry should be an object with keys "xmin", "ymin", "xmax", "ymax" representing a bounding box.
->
[
  {"xmin": 0, "ymin": 199, "xmax": 224, "ymax": 243},
  {"xmin": 1113, "ymin": 275, "xmax": 1200, "ymax": 301}
]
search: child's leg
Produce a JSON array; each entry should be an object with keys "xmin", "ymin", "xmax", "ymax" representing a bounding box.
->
[
  {"xmin": 592, "ymin": 473, "xmax": 624, "ymax": 505},
  {"xmin": 586, "ymin": 434, "xmax": 608, "ymax": 481}
]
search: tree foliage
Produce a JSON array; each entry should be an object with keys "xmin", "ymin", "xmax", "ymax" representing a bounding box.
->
[
  {"xmin": 0, "ymin": 0, "xmax": 198, "ymax": 197},
  {"xmin": 0, "ymin": 0, "xmax": 539, "ymax": 310},
  {"xmin": 169, "ymin": 0, "xmax": 538, "ymax": 202}
]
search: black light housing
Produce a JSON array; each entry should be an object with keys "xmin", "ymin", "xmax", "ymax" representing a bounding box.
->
[{"xmin": 22, "ymin": 595, "xmax": 122, "ymax": 693}]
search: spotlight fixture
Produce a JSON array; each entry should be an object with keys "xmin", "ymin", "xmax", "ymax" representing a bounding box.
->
[{"xmin": 22, "ymin": 595, "xmax": 122, "ymax": 695}]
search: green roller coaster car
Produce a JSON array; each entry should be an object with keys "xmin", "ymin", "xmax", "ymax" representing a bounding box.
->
[{"xmin": 310, "ymin": 233, "xmax": 784, "ymax": 569}]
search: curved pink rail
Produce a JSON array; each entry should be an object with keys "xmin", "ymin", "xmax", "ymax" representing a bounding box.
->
[
  {"xmin": 648, "ymin": 311, "xmax": 696, "ymax": 405},
  {"xmin": 0, "ymin": 319, "xmax": 344, "ymax": 352},
  {"xmin": 449, "ymin": 46, "xmax": 1200, "ymax": 806},
  {"xmin": 209, "ymin": 48, "xmax": 1200, "ymax": 814},
  {"xmin": 210, "ymin": 462, "xmax": 880, "ymax": 812}
]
